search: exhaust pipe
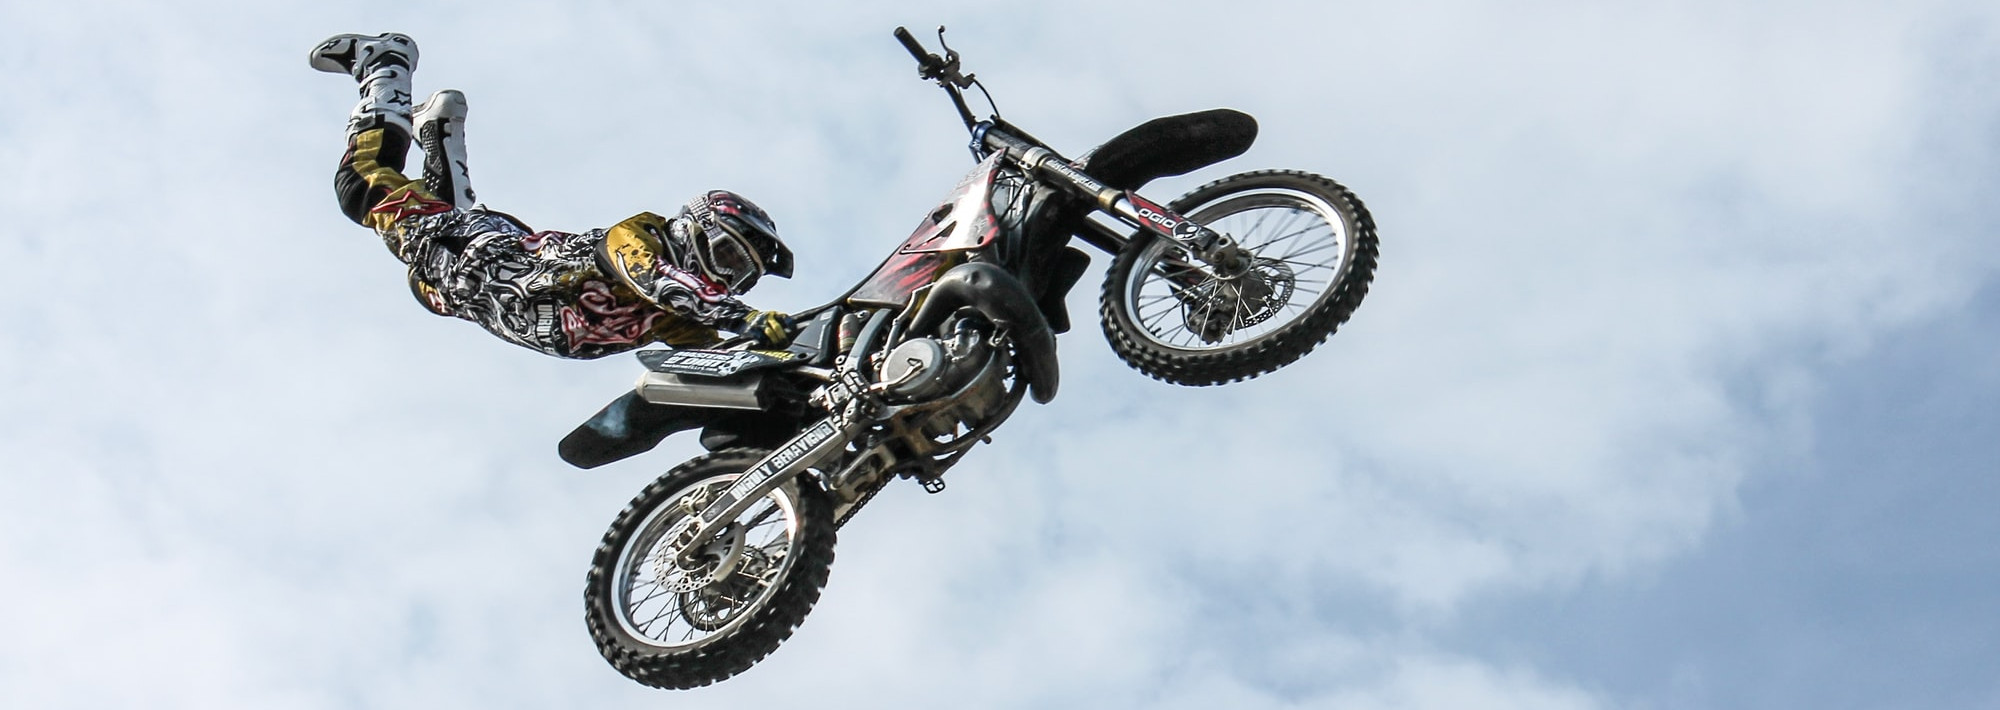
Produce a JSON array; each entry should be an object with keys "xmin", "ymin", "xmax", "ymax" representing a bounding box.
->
[
  {"xmin": 906, "ymin": 262, "xmax": 1060, "ymax": 403},
  {"xmin": 635, "ymin": 371, "xmax": 768, "ymax": 410}
]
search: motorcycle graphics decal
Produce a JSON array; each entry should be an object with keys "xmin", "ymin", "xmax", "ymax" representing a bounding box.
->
[
  {"xmin": 848, "ymin": 154, "xmax": 1005, "ymax": 307},
  {"xmin": 846, "ymin": 250, "xmax": 959, "ymax": 309},
  {"xmin": 637, "ymin": 349, "xmax": 792, "ymax": 378},
  {"xmin": 1043, "ymin": 158, "xmax": 1108, "ymax": 195},
  {"xmin": 1124, "ymin": 193, "xmax": 1199, "ymax": 239},
  {"xmin": 898, "ymin": 152, "xmax": 1006, "ymax": 255},
  {"xmin": 704, "ymin": 418, "xmax": 841, "ymax": 520}
]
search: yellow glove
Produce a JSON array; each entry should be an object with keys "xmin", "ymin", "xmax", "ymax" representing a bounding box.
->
[{"xmin": 740, "ymin": 310, "xmax": 793, "ymax": 346}]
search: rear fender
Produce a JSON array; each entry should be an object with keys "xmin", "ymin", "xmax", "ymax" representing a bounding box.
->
[{"xmin": 558, "ymin": 391, "xmax": 721, "ymax": 469}]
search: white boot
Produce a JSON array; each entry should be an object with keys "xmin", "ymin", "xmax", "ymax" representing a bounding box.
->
[
  {"xmin": 415, "ymin": 89, "xmax": 476, "ymax": 209},
  {"xmin": 310, "ymin": 33, "xmax": 420, "ymax": 136},
  {"xmin": 309, "ymin": 32, "xmax": 418, "ymax": 80}
]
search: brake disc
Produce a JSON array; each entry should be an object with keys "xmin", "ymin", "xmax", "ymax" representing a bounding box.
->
[
  {"xmin": 652, "ymin": 519, "xmax": 748, "ymax": 593},
  {"xmin": 1181, "ymin": 259, "xmax": 1295, "ymax": 342}
]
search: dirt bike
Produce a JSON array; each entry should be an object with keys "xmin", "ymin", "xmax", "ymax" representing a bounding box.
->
[{"xmin": 577, "ymin": 26, "xmax": 1378, "ymax": 688}]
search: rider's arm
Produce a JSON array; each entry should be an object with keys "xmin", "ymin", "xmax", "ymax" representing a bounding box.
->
[{"xmin": 594, "ymin": 213, "xmax": 771, "ymax": 334}]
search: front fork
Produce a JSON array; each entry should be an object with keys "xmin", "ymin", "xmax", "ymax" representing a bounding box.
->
[{"xmin": 976, "ymin": 122, "xmax": 1248, "ymax": 276}]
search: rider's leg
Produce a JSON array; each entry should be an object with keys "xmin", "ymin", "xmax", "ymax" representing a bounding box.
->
[
  {"xmin": 313, "ymin": 33, "xmax": 435, "ymax": 226},
  {"xmin": 310, "ymin": 32, "xmax": 419, "ymax": 133},
  {"xmin": 414, "ymin": 90, "xmax": 476, "ymax": 210}
]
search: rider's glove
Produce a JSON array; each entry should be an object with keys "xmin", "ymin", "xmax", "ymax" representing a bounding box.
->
[{"xmin": 739, "ymin": 310, "xmax": 794, "ymax": 347}]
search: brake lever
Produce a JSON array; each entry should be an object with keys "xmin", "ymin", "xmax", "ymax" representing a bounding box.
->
[
  {"xmin": 932, "ymin": 26, "xmax": 975, "ymax": 90},
  {"xmin": 895, "ymin": 25, "xmax": 987, "ymax": 131}
]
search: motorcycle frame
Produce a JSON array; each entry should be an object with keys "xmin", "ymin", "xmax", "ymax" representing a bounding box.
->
[{"xmin": 673, "ymin": 27, "xmax": 1252, "ymax": 555}]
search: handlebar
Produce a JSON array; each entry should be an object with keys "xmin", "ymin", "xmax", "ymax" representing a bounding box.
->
[
  {"xmin": 893, "ymin": 26, "xmax": 935, "ymax": 70},
  {"xmin": 892, "ymin": 26, "xmax": 982, "ymax": 130},
  {"xmin": 893, "ymin": 26, "xmax": 972, "ymax": 87}
]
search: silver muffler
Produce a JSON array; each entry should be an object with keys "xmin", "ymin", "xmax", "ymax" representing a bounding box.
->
[{"xmin": 635, "ymin": 371, "xmax": 768, "ymax": 410}]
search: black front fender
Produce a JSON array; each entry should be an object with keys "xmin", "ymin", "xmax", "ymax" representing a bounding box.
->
[{"xmin": 1080, "ymin": 108, "xmax": 1258, "ymax": 191}]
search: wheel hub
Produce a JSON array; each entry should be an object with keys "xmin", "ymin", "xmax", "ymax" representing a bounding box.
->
[
  {"xmin": 653, "ymin": 519, "xmax": 748, "ymax": 593},
  {"xmin": 678, "ymin": 548, "xmax": 774, "ymax": 631},
  {"xmin": 1181, "ymin": 258, "xmax": 1295, "ymax": 342}
]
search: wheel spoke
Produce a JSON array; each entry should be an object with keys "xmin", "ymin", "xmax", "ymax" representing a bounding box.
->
[
  {"xmin": 1102, "ymin": 176, "xmax": 1371, "ymax": 389},
  {"xmin": 605, "ymin": 466, "xmax": 817, "ymax": 655},
  {"xmin": 1276, "ymin": 238, "xmax": 1340, "ymax": 263},
  {"xmin": 1193, "ymin": 293, "xmax": 1221, "ymax": 342},
  {"xmin": 1242, "ymin": 212, "xmax": 1316, "ymax": 252},
  {"xmin": 1244, "ymin": 200, "xmax": 1277, "ymax": 239},
  {"xmin": 742, "ymin": 502, "xmax": 779, "ymax": 529},
  {"xmin": 1282, "ymin": 259, "xmax": 1336, "ymax": 272},
  {"xmin": 1154, "ymin": 259, "xmax": 1201, "ymax": 276},
  {"xmin": 1142, "ymin": 309, "xmax": 1181, "ymax": 335},
  {"xmin": 1136, "ymin": 302, "xmax": 1178, "ymax": 328},
  {"xmin": 641, "ymin": 599, "xmax": 678, "ymax": 632},
  {"xmin": 630, "ymin": 581, "xmax": 674, "ymax": 608}
]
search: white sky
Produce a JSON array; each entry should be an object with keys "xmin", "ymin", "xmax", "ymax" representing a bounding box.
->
[{"xmin": 3, "ymin": 1, "xmax": 1998, "ymax": 708}]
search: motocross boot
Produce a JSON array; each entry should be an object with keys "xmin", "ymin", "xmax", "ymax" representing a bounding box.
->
[
  {"xmin": 414, "ymin": 89, "xmax": 476, "ymax": 209},
  {"xmin": 309, "ymin": 32, "xmax": 418, "ymax": 80},
  {"xmin": 309, "ymin": 33, "xmax": 419, "ymax": 136}
]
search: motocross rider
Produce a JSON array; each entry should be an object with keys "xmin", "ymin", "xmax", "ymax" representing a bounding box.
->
[{"xmin": 312, "ymin": 32, "xmax": 796, "ymax": 466}]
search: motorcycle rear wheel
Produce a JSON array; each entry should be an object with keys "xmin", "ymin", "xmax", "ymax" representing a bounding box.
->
[
  {"xmin": 584, "ymin": 449, "xmax": 836, "ymax": 688},
  {"xmin": 1099, "ymin": 170, "xmax": 1377, "ymax": 385}
]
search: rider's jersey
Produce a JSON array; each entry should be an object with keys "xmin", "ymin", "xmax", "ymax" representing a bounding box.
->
[
  {"xmin": 340, "ymin": 126, "xmax": 759, "ymax": 359},
  {"xmin": 368, "ymin": 186, "xmax": 753, "ymax": 359}
]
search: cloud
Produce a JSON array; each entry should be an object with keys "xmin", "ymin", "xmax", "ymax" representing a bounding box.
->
[{"xmin": 4, "ymin": 0, "xmax": 1998, "ymax": 707}]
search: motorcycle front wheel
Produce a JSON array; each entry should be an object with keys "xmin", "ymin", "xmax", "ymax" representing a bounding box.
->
[
  {"xmin": 1099, "ymin": 170, "xmax": 1377, "ymax": 386},
  {"xmin": 584, "ymin": 449, "xmax": 836, "ymax": 689}
]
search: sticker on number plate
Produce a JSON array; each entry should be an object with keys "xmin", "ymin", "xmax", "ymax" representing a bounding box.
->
[{"xmin": 636, "ymin": 349, "xmax": 795, "ymax": 378}]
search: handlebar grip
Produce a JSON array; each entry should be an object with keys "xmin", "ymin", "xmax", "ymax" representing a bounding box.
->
[{"xmin": 893, "ymin": 26, "xmax": 929, "ymax": 62}]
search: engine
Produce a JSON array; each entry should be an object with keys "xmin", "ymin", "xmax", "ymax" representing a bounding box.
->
[
  {"xmin": 873, "ymin": 317, "xmax": 1015, "ymax": 454},
  {"xmin": 877, "ymin": 319, "xmax": 988, "ymax": 401}
]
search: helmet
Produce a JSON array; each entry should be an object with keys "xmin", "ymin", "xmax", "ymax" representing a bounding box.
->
[{"xmin": 672, "ymin": 190, "xmax": 794, "ymax": 294}]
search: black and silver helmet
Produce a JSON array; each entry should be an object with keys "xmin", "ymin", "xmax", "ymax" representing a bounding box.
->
[{"xmin": 672, "ymin": 190, "xmax": 794, "ymax": 293}]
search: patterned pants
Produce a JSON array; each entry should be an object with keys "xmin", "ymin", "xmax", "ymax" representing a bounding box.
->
[{"xmin": 331, "ymin": 126, "xmax": 716, "ymax": 358}]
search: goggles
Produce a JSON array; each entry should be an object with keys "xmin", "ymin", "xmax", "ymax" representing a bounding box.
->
[{"xmin": 694, "ymin": 219, "xmax": 764, "ymax": 293}]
